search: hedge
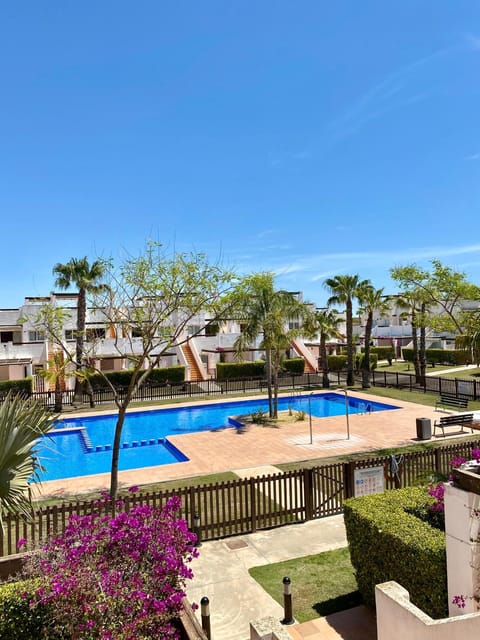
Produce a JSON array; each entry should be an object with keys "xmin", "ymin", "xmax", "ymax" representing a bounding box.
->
[
  {"xmin": 216, "ymin": 361, "xmax": 265, "ymax": 380},
  {"xmin": 88, "ymin": 366, "xmax": 185, "ymax": 389},
  {"xmin": 364, "ymin": 346, "xmax": 395, "ymax": 364},
  {"xmin": 402, "ymin": 348, "xmax": 470, "ymax": 366},
  {"xmin": 344, "ymin": 486, "xmax": 447, "ymax": 619},
  {"xmin": 327, "ymin": 355, "xmax": 347, "ymax": 371},
  {"xmin": 282, "ymin": 358, "xmax": 305, "ymax": 375},
  {"xmin": 0, "ymin": 378, "xmax": 33, "ymax": 396},
  {"xmin": 354, "ymin": 353, "xmax": 378, "ymax": 371},
  {"xmin": 0, "ymin": 580, "xmax": 52, "ymax": 640}
]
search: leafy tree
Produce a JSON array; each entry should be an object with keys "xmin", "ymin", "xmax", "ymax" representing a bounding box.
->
[
  {"xmin": 324, "ymin": 274, "xmax": 370, "ymax": 386},
  {"xmin": 39, "ymin": 351, "xmax": 69, "ymax": 413},
  {"xmin": 391, "ymin": 260, "xmax": 480, "ymax": 343},
  {"xmin": 302, "ymin": 308, "xmax": 342, "ymax": 388},
  {"xmin": 357, "ymin": 286, "xmax": 391, "ymax": 388},
  {"xmin": 39, "ymin": 243, "xmax": 235, "ymax": 500},
  {"xmin": 0, "ymin": 394, "xmax": 53, "ymax": 526},
  {"xmin": 231, "ymin": 273, "xmax": 307, "ymax": 418},
  {"xmin": 53, "ymin": 257, "xmax": 108, "ymax": 406}
]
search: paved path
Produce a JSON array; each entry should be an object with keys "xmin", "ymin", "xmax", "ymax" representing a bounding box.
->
[{"xmin": 186, "ymin": 509, "xmax": 350, "ymax": 640}]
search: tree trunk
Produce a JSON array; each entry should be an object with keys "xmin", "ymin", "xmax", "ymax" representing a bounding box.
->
[
  {"xmin": 272, "ymin": 350, "xmax": 280, "ymax": 419},
  {"xmin": 361, "ymin": 313, "xmax": 373, "ymax": 389},
  {"xmin": 419, "ymin": 302, "xmax": 426, "ymax": 384},
  {"xmin": 411, "ymin": 310, "xmax": 421, "ymax": 383},
  {"xmin": 346, "ymin": 299, "xmax": 354, "ymax": 386},
  {"xmin": 320, "ymin": 336, "xmax": 330, "ymax": 388},
  {"xmin": 73, "ymin": 288, "xmax": 87, "ymax": 405},
  {"xmin": 110, "ymin": 403, "xmax": 127, "ymax": 501},
  {"xmin": 54, "ymin": 378, "xmax": 63, "ymax": 413},
  {"xmin": 265, "ymin": 348, "xmax": 274, "ymax": 418}
]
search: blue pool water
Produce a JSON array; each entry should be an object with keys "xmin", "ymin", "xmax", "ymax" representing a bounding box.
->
[{"xmin": 35, "ymin": 393, "xmax": 399, "ymax": 482}]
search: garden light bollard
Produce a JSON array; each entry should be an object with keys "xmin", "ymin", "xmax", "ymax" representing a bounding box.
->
[
  {"xmin": 194, "ymin": 512, "xmax": 202, "ymax": 547},
  {"xmin": 201, "ymin": 596, "xmax": 211, "ymax": 640},
  {"xmin": 281, "ymin": 576, "xmax": 294, "ymax": 625}
]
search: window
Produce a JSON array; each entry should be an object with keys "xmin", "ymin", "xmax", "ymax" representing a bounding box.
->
[
  {"xmin": 288, "ymin": 321, "xmax": 300, "ymax": 330},
  {"xmin": 86, "ymin": 328, "xmax": 105, "ymax": 341},
  {"xmin": 28, "ymin": 330, "xmax": 45, "ymax": 342},
  {"xmin": 65, "ymin": 329, "xmax": 76, "ymax": 340}
]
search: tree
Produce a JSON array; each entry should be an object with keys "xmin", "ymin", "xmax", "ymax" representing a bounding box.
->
[
  {"xmin": 231, "ymin": 273, "xmax": 308, "ymax": 418},
  {"xmin": 83, "ymin": 243, "xmax": 234, "ymax": 500},
  {"xmin": 53, "ymin": 257, "xmax": 108, "ymax": 406},
  {"xmin": 39, "ymin": 351, "xmax": 68, "ymax": 413},
  {"xmin": 391, "ymin": 260, "xmax": 480, "ymax": 361},
  {"xmin": 302, "ymin": 308, "xmax": 342, "ymax": 388},
  {"xmin": 357, "ymin": 286, "xmax": 391, "ymax": 388},
  {"xmin": 324, "ymin": 274, "xmax": 370, "ymax": 386},
  {"xmin": 0, "ymin": 394, "xmax": 53, "ymax": 527}
]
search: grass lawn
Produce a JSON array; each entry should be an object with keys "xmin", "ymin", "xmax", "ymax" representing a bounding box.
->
[{"xmin": 249, "ymin": 547, "xmax": 362, "ymax": 622}]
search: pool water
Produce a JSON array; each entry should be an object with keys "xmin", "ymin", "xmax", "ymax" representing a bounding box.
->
[{"xmin": 35, "ymin": 393, "xmax": 399, "ymax": 482}]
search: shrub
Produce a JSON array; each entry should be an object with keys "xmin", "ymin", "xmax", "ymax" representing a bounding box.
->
[
  {"xmin": 344, "ymin": 486, "xmax": 447, "ymax": 619},
  {"xmin": 0, "ymin": 580, "xmax": 50, "ymax": 640},
  {"xmin": 282, "ymin": 358, "xmax": 305, "ymax": 375},
  {"xmin": 327, "ymin": 355, "xmax": 347, "ymax": 371},
  {"xmin": 88, "ymin": 366, "xmax": 185, "ymax": 389},
  {"xmin": 365, "ymin": 346, "xmax": 395, "ymax": 365},
  {"xmin": 354, "ymin": 353, "xmax": 378, "ymax": 371},
  {"xmin": 401, "ymin": 348, "xmax": 469, "ymax": 366},
  {"xmin": 216, "ymin": 361, "xmax": 265, "ymax": 380},
  {"xmin": 0, "ymin": 378, "xmax": 33, "ymax": 396},
  {"xmin": 23, "ymin": 493, "xmax": 198, "ymax": 639}
]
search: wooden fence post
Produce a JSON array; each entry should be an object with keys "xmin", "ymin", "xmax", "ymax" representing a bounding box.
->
[
  {"xmin": 250, "ymin": 478, "xmax": 257, "ymax": 533},
  {"xmin": 303, "ymin": 468, "xmax": 313, "ymax": 521},
  {"xmin": 343, "ymin": 461, "xmax": 355, "ymax": 499}
]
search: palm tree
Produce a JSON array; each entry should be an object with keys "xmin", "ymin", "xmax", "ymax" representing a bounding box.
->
[
  {"xmin": 303, "ymin": 308, "xmax": 342, "ymax": 388},
  {"xmin": 53, "ymin": 257, "xmax": 107, "ymax": 405},
  {"xmin": 324, "ymin": 275, "xmax": 370, "ymax": 386},
  {"xmin": 357, "ymin": 286, "xmax": 391, "ymax": 388},
  {"xmin": 39, "ymin": 351, "xmax": 68, "ymax": 413},
  {"xmin": 233, "ymin": 273, "xmax": 307, "ymax": 418},
  {"xmin": 0, "ymin": 394, "xmax": 54, "ymax": 527}
]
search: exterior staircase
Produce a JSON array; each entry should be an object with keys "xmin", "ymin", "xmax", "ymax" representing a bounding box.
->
[
  {"xmin": 180, "ymin": 340, "xmax": 207, "ymax": 382},
  {"xmin": 290, "ymin": 338, "xmax": 317, "ymax": 373}
]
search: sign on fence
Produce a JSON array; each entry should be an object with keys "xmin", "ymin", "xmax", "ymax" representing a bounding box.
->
[{"xmin": 354, "ymin": 466, "xmax": 385, "ymax": 497}]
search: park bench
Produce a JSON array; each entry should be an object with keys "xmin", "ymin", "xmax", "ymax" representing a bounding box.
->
[
  {"xmin": 435, "ymin": 392, "xmax": 469, "ymax": 411},
  {"xmin": 433, "ymin": 413, "xmax": 474, "ymax": 437}
]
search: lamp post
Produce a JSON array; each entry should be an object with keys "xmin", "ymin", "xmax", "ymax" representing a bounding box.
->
[{"xmin": 339, "ymin": 388, "xmax": 350, "ymax": 440}]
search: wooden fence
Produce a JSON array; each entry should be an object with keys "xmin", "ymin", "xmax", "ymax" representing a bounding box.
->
[{"xmin": 3, "ymin": 438, "xmax": 480, "ymax": 557}]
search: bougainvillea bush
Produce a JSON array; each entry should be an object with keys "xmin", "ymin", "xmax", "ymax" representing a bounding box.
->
[{"xmin": 22, "ymin": 492, "xmax": 198, "ymax": 639}]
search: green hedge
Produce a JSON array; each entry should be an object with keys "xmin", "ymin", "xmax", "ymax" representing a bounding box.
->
[
  {"xmin": 0, "ymin": 579, "xmax": 53, "ymax": 639},
  {"xmin": 354, "ymin": 353, "xmax": 378, "ymax": 371},
  {"xmin": 365, "ymin": 346, "xmax": 395, "ymax": 364},
  {"xmin": 327, "ymin": 355, "xmax": 347, "ymax": 371},
  {"xmin": 344, "ymin": 486, "xmax": 447, "ymax": 618},
  {"xmin": 216, "ymin": 361, "xmax": 265, "ymax": 380},
  {"xmin": 88, "ymin": 366, "xmax": 185, "ymax": 389},
  {"xmin": 402, "ymin": 348, "xmax": 470, "ymax": 366},
  {"xmin": 0, "ymin": 378, "xmax": 33, "ymax": 396},
  {"xmin": 282, "ymin": 358, "xmax": 305, "ymax": 375}
]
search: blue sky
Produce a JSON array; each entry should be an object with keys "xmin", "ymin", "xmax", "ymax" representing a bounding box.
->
[{"xmin": 2, "ymin": 1, "xmax": 480, "ymax": 308}]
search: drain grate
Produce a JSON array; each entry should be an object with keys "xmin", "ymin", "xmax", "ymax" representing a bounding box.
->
[{"xmin": 225, "ymin": 538, "xmax": 248, "ymax": 550}]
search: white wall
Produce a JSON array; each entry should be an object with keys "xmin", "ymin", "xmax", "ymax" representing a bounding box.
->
[{"xmin": 376, "ymin": 581, "xmax": 480, "ymax": 640}]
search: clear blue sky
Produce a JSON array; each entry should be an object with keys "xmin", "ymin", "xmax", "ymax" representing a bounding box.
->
[{"xmin": 2, "ymin": 2, "xmax": 480, "ymax": 308}]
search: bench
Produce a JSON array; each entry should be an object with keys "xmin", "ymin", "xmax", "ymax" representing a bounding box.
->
[
  {"xmin": 435, "ymin": 393, "xmax": 469, "ymax": 411},
  {"xmin": 433, "ymin": 413, "xmax": 474, "ymax": 437}
]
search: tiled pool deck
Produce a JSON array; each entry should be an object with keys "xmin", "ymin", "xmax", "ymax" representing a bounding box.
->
[{"xmin": 31, "ymin": 390, "xmax": 466, "ymax": 499}]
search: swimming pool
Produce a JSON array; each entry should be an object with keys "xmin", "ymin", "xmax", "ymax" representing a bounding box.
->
[{"xmin": 35, "ymin": 393, "xmax": 399, "ymax": 482}]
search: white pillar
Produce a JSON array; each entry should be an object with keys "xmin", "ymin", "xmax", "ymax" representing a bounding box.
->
[{"xmin": 444, "ymin": 482, "xmax": 480, "ymax": 615}]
